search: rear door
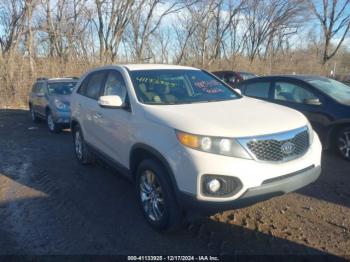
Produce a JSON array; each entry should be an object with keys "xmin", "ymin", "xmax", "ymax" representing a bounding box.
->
[
  {"xmin": 30, "ymin": 83, "xmax": 39, "ymax": 112},
  {"xmin": 36, "ymin": 81, "xmax": 48, "ymax": 116},
  {"xmin": 76, "ymin": 70, "xmax": 108, "ymax": 147}
]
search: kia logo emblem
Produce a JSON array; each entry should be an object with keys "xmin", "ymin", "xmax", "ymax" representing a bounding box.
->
[{"xmin": 281, "ymin": 142, "xmax": 295, "ymax": 155}]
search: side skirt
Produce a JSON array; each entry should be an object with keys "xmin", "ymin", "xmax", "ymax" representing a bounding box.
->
[{"xmin": 86, "ymin": 142, "xmax": 133, "ymax": 182}]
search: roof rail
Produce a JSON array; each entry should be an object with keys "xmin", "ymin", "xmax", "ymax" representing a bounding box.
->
[
  {"xmin": 36, "ymin": 77, "xmax": 48, "ymax": 81},
  {"xmin": 68, "ymin": 76, "xmax": 79, "ymax": 80}
]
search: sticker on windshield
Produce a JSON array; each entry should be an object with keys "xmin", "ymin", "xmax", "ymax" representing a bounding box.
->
[
  {"xmin": 194, "ymin": 80, "xmax": 224, "ymax": 94},
  {"xmin": 136, "ymin": 77, "xmax": 176, "ymax": 88}
]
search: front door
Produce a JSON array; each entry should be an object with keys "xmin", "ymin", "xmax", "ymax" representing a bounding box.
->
[
  {"xmin": 271, "ymin": 80, "xmax": 329, "ymax": 140},
  {"xmin": 97, "ymin": 69, "xmax": 132, "ymax": 167}
]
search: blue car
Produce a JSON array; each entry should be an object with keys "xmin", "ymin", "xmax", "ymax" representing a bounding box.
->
[
  {"xmin": 236, "ymin": 75, "xmax": 350, "ymax": 160},
  {"xmin": 29, "ymin": 77, "xmax": 79, "ymax": 132}
]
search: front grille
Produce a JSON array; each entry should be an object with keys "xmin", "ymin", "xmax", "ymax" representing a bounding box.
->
[{"xmin": 239, "ymin": 127, "xmax": 310, "ymax": 162}]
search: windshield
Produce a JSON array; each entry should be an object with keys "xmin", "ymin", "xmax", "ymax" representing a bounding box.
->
[
  {"xmin": 306, "ymin": 78, "xmax": 350, "ymax": 104},
  {"xmin": 130, "ymin": 69, "xmax": 239, "ymax": 105},
  {"xmin": 48, "ymin": 82, "xmax": 77, "ymax": 95}
]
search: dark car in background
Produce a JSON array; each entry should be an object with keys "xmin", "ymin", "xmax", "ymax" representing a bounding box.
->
[
  {"xmin": 29, "ymin": 77, "xmax": 79, "ymax": 133},
  {"xmin": 212, "ymin": 70, "xmax": 257, "ymax": 88},
  {"xmin": 236, "ymin": 75, "xmax": 350, "ymax": 161}
]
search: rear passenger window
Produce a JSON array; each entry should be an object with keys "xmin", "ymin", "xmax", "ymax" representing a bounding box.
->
[
  {"xmin": 245, "ymin": 82, "xmax": 270, "ymax": 98},
  {"xmin": 84, "ymin": 71, "xmax": 106, "ymax": 99}
]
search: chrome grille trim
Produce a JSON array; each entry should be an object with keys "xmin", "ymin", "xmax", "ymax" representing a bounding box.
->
[{"xmin": 237, "ymin": 126, "xmax": 310, "ymax": 163}]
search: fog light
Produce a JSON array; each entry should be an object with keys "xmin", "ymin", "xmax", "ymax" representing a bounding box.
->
[
  {"xmin": 207, "ymin": 179, "xmax": 221, "ymax": 193},
  {"xmin": 201, "ymin": 175, "xmax": 243, "ymax": 197}
]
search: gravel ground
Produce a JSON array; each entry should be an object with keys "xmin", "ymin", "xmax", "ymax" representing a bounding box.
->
[{"xmin": 0, "ymin": 109, "xmax": 349, "ymax": 259}]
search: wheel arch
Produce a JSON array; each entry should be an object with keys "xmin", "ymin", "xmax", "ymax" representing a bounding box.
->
[
  {"xmin": 45, "ymin": 106, "xmax": 51, "ymax": 115},
  {"xmin": 129, "ymin": 143, "xmax": 179, "ymax": 194},
  {"xmin": 326, "ymin": 121, "xmax": 350, "ymax": 149},
  {"xmin": 70, "ymin": 118, "xmax": 80, "ymax": 132}
]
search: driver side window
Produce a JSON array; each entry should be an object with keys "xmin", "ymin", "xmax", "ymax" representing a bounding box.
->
[
  {"xmin": 103, "ymin": 71, "xmax": 127, "ymax": 101},
  {"xmin": 274, "ymin": 82, "xmax": 316, "ymax": 103}
]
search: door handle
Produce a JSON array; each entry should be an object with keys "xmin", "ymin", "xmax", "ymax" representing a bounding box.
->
[
  {"xmin": 93, "ymin": 112, "xmax": 103, "ymax": 119},
  {"xmin": 76, "ymin": 103, "xmax": 81, "ymax": 115}
]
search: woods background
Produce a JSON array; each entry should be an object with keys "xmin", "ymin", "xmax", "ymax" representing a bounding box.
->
[{"xmin": 0, "ymin": 0, "xmax": 350, "ymax": 107}]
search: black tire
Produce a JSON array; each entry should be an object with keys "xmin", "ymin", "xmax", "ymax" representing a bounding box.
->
[
  {"xmin": 136, "ymin": 159, "xmax": 184, "ymax": 232},
  {"xmin": 336, "ymin": 126, "xmax": 350, "ymax": 161},
  {"xmin": 29, "ymin": 105, "xmax": 39, "ymax": 123},
  {"xmin": 73, "ymin": 125, "xmax": 94, "ymax": 165},
  {"xmin": 46, "ymin": 110, "xmax": 61, "ymax": 133}
]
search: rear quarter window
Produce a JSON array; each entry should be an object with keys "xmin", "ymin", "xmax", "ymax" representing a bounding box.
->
[
  {"xmin": 77, "ymin": 76, "xmax": 90, "ymax": 96},
  {"xmin": 31, "ymin": 83, "xmax": 38, "ymax": 93}
]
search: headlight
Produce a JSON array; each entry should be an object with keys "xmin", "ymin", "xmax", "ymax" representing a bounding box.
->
[
  {"xmin": 175, "ymin": 130, "xmax": 252, "ymax": 159},
  {"xmin": 54, "ymin": 99, "xmax": 68, "ymax": 110},
  {"xmin": 306, "ymin": 121, "xmax": 314, "ymax": 145}
]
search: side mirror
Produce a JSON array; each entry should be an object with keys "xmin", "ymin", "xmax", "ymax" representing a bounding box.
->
[
  {"xmin": 303, "ymin": 98, "xmax": 321, "ymax": 106},
  {"xmin": 98, "ymin": 95, "xmax": 124, "ymax": 108},
  {"xmin": 234, "ymin": 88, "xmax": 242, "ymax": 95}
]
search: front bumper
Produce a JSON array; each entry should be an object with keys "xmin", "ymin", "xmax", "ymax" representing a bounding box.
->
[
  {"xmin": 179, "ymin": 165, "xmax": 321, "ymax": 215},
  {"xmin": 52, "ymin": 110, "xmax": 71, "ymax": 125},
  {"xmin": 165, "ymin": 130, "xmax": 322, "ymax": 214}
]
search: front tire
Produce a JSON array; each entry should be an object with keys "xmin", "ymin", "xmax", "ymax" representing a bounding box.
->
[
  {"xmin": 337, "ymin": 126, "xmax": 350, "ymax": 161},
  {"xmin": 46, "ymin": 111, "xmax": 60, "ymax": 133},
  {"xmin": 73, "ymin": 126, "xmax": 94, "ymax": 165},
  {"xmin": 136, "ymin": 159, "xmax": 184, "ymax": 232}
]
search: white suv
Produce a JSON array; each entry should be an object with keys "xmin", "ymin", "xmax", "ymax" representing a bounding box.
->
[{"xmin": 70, "ymin": 64, "xmax": 322, "ymax": 231}]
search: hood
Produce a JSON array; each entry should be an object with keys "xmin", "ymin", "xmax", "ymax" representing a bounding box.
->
[{"xmin": 143, "ymin": 97, "xmax": 308, "ymax": 137}]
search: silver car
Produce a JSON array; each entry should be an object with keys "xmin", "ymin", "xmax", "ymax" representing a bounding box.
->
[{"xmin": 29, "ymin": 77, "xmax": 78, "ymax": 132}]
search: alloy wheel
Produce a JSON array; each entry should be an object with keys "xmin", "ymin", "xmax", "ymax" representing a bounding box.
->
[
  {"xmin": 47, "ymin": 113, "xmax": 55, "ymax": 131},
  {"xmin": 30, "ymin": 107, "xmax": 35, "ymax": 121},
  {"xmin": 139, "ymin": 170, "xmax": 165, "ymax": 222},
  {"xmin": 75, "ymin": 130, "xmax": 83, "ymax": 160},
  {"xmin": 338, "ymin": 131, "xmax": 350, "ymax": 159}
]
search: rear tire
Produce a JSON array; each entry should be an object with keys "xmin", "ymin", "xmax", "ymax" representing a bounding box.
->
[
  {"xmin": 29, "ymin": 105, "xmax": 39, "ymax": 123},
  {"xmin": 136, "ymin": 159, "xmax": 184, "ymax": 232},
  {"xmin": 337, "ymin": 126, "xmax": 350, "ymax": 161},
  {"xmin": 46, "ymin": 110, "xmax": 60, "ymax": 133},
  {"xmin": 73, "ymin": 125, "xmax": 94, "ymax": 165}
]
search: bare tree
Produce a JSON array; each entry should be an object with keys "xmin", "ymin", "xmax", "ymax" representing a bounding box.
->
[
  {"xmin": 308, "ymin": 0, "xmax": 350, "ymax": 64},
  {"xmin": 23, "ymin": 0, "xmax": 37, "ymax": 73},
  {"xmin": 128, "ymin": 0, "xmax": 196, "ymax": 62},
  {"xmin": 0, "ymin": 0, "xmax": 26, "ymax": 56},
  {"xmin": 241, "ymin": 0, "xmax": 305, "ymax": 63},
  {"xmin": 39, "ymin": 0, "xmax": 92, "ymax": 60},
  {"xmin": 208, "ymin": 0, "xmax": 244, "ymax": 65},
  {"xmin": 94, "ymin": 0, "xmax": 135, "ymax": 63},
  {"xmin": 173, "ymin": 5, "xmax": 205, "ymax": 64}
]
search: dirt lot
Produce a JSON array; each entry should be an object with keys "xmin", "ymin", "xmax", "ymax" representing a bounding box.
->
[{"xmin": 0, "ymin": 109, "xmax": 349, "ymax": 258}]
